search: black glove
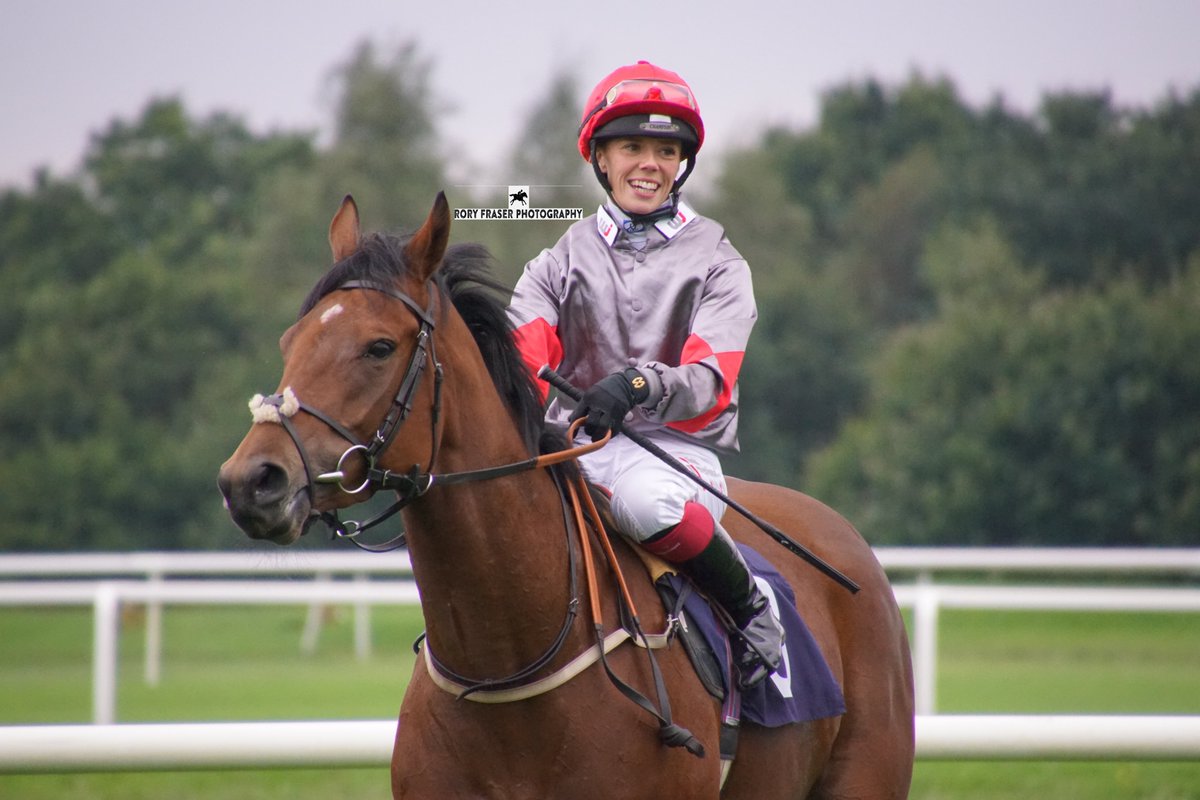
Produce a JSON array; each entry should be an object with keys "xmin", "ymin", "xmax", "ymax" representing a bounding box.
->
[{"xmin": 569, "ymin": 369, "xmax": 651, "ymax": 441}]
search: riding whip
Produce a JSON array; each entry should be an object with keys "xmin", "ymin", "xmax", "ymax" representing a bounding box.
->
[{"xmin": 537, "ymin": 366, "xmax": 860, "ymax": 594}]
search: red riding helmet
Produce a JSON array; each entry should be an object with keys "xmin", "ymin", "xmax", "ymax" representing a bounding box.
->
[{"xmin": 577, "ymin": 61, "xmax": 705, "ymax": 162}]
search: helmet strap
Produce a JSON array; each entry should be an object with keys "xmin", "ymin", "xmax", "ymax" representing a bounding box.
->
[{"xmin": 590, "ymin": 143, "xmax": 613, "ymax": 194}]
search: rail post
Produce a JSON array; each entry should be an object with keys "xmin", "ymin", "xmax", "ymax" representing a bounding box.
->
[{"xmin": 92, "ymin": 583, "xmax": 119, "ymax": 725}]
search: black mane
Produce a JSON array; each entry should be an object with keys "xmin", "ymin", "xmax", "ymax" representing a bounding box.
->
[{"xmin": 300, "ymin": 232, "xmax": 550, "ymax": 456}]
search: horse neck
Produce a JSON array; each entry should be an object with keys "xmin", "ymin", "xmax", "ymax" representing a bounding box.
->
[{"xmin": 401, "ymin": 348, "xmax": 577, "ymax": 675}]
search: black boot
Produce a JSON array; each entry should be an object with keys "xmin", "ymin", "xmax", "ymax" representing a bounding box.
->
[{"xmin": 677, "ymin": 523, "xmax": 785, "ymax": 689}]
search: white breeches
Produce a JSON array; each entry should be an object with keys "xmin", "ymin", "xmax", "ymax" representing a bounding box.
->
[{"xmin": 576, "ymin": 431, "xmax": 728, "ymax": 541}]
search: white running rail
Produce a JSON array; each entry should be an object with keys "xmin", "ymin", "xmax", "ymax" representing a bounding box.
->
[
  {"xmin": 2, "ymin": 715, "xmax": 1200, "ymax": 773},
  {"xmin": 2, "ymin": 549, "xmax": 1197, "ymax": 722}
]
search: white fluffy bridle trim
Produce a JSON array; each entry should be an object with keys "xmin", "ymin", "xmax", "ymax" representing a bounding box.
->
[{"xmin": 249, "ymin": 386, "xmax": 299, "ymax": 424}]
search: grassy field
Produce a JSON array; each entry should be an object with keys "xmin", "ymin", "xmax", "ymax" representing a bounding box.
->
[{"xmin": 1, "ymin": 600, "xmax": 1197, "ymax": 798}]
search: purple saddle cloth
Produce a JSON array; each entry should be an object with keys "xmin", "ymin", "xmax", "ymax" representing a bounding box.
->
[{"xmin": 659, "ymin": 545, "xmax": 846, "ymax": 727}]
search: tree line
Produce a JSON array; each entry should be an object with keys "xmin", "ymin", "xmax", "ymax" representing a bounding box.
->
[{"xmin": 1, "ymin": 41, "xmax": 1196, "ymax": 550}]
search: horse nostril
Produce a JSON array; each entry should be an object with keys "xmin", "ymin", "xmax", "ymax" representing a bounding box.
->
[
  {"xmin": 249, "ymin": 460, "xmax": 290, "ymax": 506},
  {"xmin": 218, "ymin": 458, "xmax": 291, "ymax": 511}
]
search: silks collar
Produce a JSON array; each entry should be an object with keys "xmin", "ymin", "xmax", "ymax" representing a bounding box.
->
[{"xmin": 596, "ymin": 201, "xmax": 696, "ymax": 247}]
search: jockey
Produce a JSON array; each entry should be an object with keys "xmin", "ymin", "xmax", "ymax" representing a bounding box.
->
[{"xmin": 507, "ymin": 60, "xmax": 784, "ymax": 689}]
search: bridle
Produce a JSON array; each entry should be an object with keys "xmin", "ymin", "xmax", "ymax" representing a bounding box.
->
[
  {"xmin": 256, "ymin": 278, "xmax": 443, "ymax": 552},
  {"xmin": 255, "ymin": 277, "xmax": 597, "ymax": 551}
]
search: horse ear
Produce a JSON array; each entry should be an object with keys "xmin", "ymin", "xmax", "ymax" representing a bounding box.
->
[
  {"xmin": 404, "ymin": 191, "xmax": 451, "ymax": 282},
  {"xmin": 329, "ymin": 195, "xmax": 360, "ymax": 262}
]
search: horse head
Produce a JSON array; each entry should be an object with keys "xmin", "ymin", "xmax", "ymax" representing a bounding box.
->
[{"xmin": 217, "ymin": 193, "xmax": 453, "ymax": 545}]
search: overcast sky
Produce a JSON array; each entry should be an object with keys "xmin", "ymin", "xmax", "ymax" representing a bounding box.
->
[{"xmin": 2, "ymin": 0, "xmax": 1198, "ymax": 190}]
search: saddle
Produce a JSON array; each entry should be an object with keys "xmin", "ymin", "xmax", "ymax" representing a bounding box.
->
[{"xmin": 639, "ymin": 543, "xmax": 847, "ymax": 762}]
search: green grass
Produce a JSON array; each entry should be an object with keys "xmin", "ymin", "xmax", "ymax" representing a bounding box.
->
[
  {"xmin": 911, "ymin": 609, "xmax": 1200, "ymax": 800},
  {"xmin": 1, "ymin": 603, "xmax": 1198, "ymax": 798},
  {"xmin": 0, "ymin": 770, "xmax": 393, "ymax": 800},
  {"xmin": 911, "ymin": 763, "xmax": 1200, "ymax": 800},
  {"xmin": 1, "ymin": 605, "xmax": 423, "ymax": 723},
  {"xmin": 932, "ymin": 610, "xmax": 1200, "ymax": 713},
  {"xmin": 1, "ymin": 605, "xmax": 420, "ymax": 799}
]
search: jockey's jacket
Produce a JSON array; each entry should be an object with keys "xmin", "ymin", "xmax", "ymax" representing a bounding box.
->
[{"xmin": 508, "ymin": 201, "xmax": 756, "ymax": 454}]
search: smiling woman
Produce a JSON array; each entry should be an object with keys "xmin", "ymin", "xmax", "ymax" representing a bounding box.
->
[{"xmin": 595, "ymin": 136, "xmax": 683, "ymax": 216}]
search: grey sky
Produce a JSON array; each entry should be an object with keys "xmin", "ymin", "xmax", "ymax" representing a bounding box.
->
[{"xmin": 2, "ymin": 0, "xmax": 1197, "ymax": 189}]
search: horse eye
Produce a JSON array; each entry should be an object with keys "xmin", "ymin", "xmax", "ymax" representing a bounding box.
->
[{"xmin": 365, "ymin": 340, "xmax": 396, "ymax": 360}]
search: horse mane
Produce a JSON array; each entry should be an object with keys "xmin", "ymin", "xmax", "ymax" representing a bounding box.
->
[{"xmin": 299, "ymin": 232, "xmax": 551, "ymax": 457}]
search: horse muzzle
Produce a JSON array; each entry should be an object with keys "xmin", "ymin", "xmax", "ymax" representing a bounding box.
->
[{"xmin": 217, "ymin": 452, "xmax": 311, "ymax": 545}]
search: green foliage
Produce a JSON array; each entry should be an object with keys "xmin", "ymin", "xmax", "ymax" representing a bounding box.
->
[
  {"xmin": 322, "ymin": 40, "xmax": 445, "ymax": 225},
  {"xmin": 84, "ymin": 98, "xmax": 314, "ymax": 256},
  {"xmin": 0, "ymin": 98, "xmax": 315, "ymax": 550},
  {"xmin": 0, "ymin": 246, "xmax": 251, "ymax": 548},
  {"xmin": 705, "ymin": 146, "xmax": 872, "ymax": 482},
  {"xmin": 807, "ymin": 229, "xmax": 1200, "ymax": 545},
  {"xmin": 711, "ymin": 75, "xmax": 1200, "ymax": 546},
  {"xmin": 1, "ymin": 43, "xmax": 1197, "ymax": 548}
]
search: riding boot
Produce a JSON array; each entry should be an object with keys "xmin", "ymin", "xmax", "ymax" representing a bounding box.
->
[{"xmin": 644, "ymin": 503, "xmax": 785, "ymax": 689}]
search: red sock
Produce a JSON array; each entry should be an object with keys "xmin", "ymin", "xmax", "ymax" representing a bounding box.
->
[{"xmin": 642, "ymin": 501, "xmax": 714, "ymax": 562}]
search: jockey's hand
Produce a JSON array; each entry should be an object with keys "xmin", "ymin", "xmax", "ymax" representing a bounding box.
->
[{"xmin": 569, "ymin": 369, "xmax": 650, "ymax": 441}]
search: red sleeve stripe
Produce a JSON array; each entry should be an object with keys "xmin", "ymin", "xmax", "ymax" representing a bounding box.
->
[
  {"xmin": 512, "ymin": 318, "xmax": 563, "ymax": 405},
  {"xmin": 667, "ymin": 334, "xmax": 745, "ymax": 433}
]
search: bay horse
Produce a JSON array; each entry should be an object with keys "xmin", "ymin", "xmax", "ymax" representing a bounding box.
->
[{"xmin": 217, "ymin": 193, "xmax": 914, "ymax": 798}]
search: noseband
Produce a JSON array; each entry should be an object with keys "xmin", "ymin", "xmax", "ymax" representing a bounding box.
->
[{"xmin": 256, "ymin": 279, "xmax": 442, "ymax": 551}]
